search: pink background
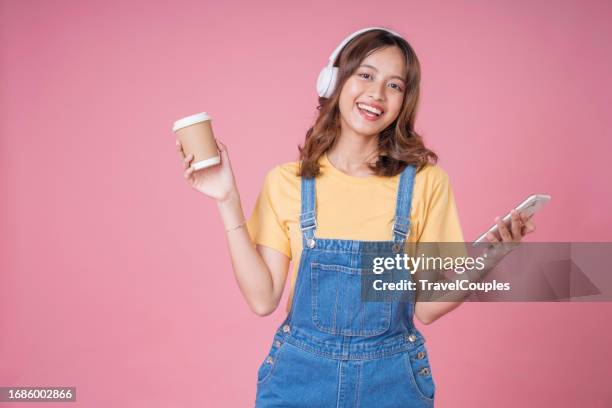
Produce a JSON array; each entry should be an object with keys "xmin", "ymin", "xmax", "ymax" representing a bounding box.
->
[{"xmin": 2, "ymin": 0, "xmax": 611, "ymax": 406}]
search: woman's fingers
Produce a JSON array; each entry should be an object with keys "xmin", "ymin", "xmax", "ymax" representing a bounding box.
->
[
  {"xmin": 495, "ymin": 216, "xmax": 512, "ymax": 241},
  {"xmin": 176, "ymin": 139, "xmax": 185, "ymax": 158},
  {"xmin": 176, "ymin": 140, "xmax": 198, "ymax": 186},
  {"xmin": 183, "ymin": 153, "xmax": 194, "ymax": 169},
  {"xmin": 183, "ymin": 165, "xmax": 194, "ymax": 180},
  {"xmin": 217, "ymin": 139, "xmax": 229, "ymax": 159},
  {"xmin": 523, "ymin": 218, "xmax": 537, "ymax": 234},
  {"xmin": 216, "ymin": 139, "xmax": 226, "ymax": 152},
  {"xmin": 510, "ymin": 210, "xmax": 523, "ymax": 240},
  {"xmin": 216, "ymin": 139, "xmax": 231, "ymax": 167},
  {"xmin": 486, "ymin": 212, "xmax": 536, "ymax": 256},
  {"xmin": 518, "ymin": 213, "xmax": 536, "ymax": 235}
]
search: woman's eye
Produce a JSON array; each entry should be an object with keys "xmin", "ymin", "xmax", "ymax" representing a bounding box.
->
[
  {"xmin": 358, "ymin": 73, "xmax": 371, "ymax": 80},
  {"xmin": 389, "ymin": 83, "xmax": 403, "ymax": 92}
]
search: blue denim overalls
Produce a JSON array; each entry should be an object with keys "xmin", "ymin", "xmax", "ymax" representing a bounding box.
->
[{"xmin": 255, "ymin": 165, "xmax": 436, "ymax": 407}]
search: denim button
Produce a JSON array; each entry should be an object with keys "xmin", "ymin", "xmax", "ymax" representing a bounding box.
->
[
  {"xmin": 282, "ymin": 324, "xmax": 291, "ymax": 333},
  {"xmin": 274, "ymin": 340, "xmax": 281, "ymax": 347},
  {"xmin": 407, "ymin": 333, "xmax": 417, "ymax": 342},
  {"xmin": 266, "ymin": 356, "xmax": 274, "ymax": 364},
  {"xmin": 307, "ymin": 239, "xmax": 316, "ymax": 248},
  {"xmin": 416, "ymin": 351, "xmax": 426, "ymax": 359},
  {"xmin": 419, "ymin": 367, "xmax": 430, "ymax": 375},
  {"xmin": 392, "ymin": 243, "xmax": 401, "ymax": 253}
]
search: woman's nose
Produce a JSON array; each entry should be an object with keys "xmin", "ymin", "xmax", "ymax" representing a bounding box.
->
[{"xmin": 367, "ymin": 81, "xmax": 386, "ymax": 101}]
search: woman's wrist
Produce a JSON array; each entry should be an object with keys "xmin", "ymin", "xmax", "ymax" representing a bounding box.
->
[
  {"xmin": 216, "ymin": 187, "xmax": 240, "ymax": 206},
  {"xmin": 216, "ymin": 188, "xmax": 245, "ymax": 231}
]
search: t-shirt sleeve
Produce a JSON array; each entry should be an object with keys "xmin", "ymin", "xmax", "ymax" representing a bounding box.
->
[
  {"xmin": 246, "ymin": 167, "xmax": 292, "ymax": 259},
  {"xmin": 418, "ymin": 167, "xmax": 465, "ymax": 243}
]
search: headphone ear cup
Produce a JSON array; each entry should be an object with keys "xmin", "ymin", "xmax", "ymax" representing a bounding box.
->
[{"xmin": 316, "ymin": 66, "xmax": 339, "ymax": 98}]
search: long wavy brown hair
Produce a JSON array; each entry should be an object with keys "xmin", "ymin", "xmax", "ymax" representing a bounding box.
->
[{"xmin": 298, "ymin": 29, "xmax": 437, "ymax": 178}]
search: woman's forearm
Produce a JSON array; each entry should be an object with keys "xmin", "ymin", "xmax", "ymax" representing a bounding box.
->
[
  {"xmin": 417, "ymin": 210, "xmax": 537, "ymax": 324},
  {"xmin": 216, "ymin": 190, "xmax": 277, "ymax": 316}
]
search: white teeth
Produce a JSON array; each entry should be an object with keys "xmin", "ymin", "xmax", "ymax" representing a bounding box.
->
[{"xmin": 357, "ymin": 103, "xmax": 382, "ymax": 116}]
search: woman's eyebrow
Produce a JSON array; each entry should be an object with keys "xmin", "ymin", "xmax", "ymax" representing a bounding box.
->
[{"xmin": 359, "ymin": 64, "xmax": 406, "ymax": 83}]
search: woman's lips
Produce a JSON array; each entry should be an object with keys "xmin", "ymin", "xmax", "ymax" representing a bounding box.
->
[{"xmin": 355, "ymin": 103, "xmax": 383, "ymax": 122}]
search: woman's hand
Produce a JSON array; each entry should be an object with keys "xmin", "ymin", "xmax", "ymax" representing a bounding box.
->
[
  {"xmin": 485, "ymin": 210, "xmax": 537, "ymax": 256},
  {"xmin": 176, "ymin": 139, "xmax": 238, "ymax": 202}
]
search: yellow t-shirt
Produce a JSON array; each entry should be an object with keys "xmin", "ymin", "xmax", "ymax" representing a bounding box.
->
[{"xmin": 247, "ymin": 154, "xmax": 464, "ymax": 313}]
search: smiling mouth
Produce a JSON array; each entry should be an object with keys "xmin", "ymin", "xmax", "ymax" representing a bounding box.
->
[{"xmin": 355, "ymin": 103, "xmax": 384, "ymax": 121}]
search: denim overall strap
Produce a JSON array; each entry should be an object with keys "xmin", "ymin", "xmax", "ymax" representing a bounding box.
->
[
  {"xmin": 392, "ymin": 165, "xmax": 416, "ymax": 243},
  {"xmin": 299, "ymin": 176, "xmax": 317, "ymax": 246}
]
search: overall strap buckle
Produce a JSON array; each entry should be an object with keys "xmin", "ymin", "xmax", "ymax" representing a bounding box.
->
[
  {"xmin": 300, "ymin": 218, "xmax": 317, "ymax": 232},
  {"xmin": 392, "ymin": 224, "xmax": 409, "ymax": 238}
]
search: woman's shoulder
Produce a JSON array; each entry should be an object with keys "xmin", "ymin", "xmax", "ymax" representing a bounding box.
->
[
  {"xmin": 261, "ymin": 161, "xmax": 301, "ymax": 194},
  {"xmin": 276, "ymin": 160, "xmax": 301, "ymax": 177},
  {"xmin": 265, "ymin": 160, "xmax": 300, "ymax": 181},
  {"xmin": 416, "ymin": 162, "xmax": 450, "ymax": 181},
  {"xmin": 414, "ymin": 163, "xmax": 453, "ymax": 194}
]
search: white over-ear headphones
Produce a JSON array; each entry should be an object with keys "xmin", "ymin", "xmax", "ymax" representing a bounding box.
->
[{"xmin": 316, "ymin": 26, "xmax": 403, "ymax": 98}]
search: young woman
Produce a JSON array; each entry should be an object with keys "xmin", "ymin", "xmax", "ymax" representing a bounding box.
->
[{"xmin": 176, "ymin": 27, "xmax": 535, "ymax": 407}]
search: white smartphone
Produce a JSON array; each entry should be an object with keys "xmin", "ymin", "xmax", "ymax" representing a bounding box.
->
[{"xmin": 473, "ymin": 194, "xmax": 551, "ymax": 244}]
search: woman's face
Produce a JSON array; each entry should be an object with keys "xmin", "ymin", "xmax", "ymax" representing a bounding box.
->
[{"xmin": 338, "ymin": 46, "xmax": 407, "ymax": 139}]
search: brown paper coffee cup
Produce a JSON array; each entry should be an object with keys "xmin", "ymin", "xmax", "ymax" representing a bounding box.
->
[{"xmin": 172, "ymin": 112, "xmax": 220, "ymax": 170}]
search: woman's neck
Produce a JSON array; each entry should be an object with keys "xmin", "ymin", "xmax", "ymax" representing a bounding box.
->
[{"xmin": 326, "ymin": 133, "xmax": 378, "ymax": 177}]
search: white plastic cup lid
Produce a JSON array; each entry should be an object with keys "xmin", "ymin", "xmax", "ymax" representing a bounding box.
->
[{"xmin": 172, "ymin": 112, "xmax": 211, "ymax": 132}]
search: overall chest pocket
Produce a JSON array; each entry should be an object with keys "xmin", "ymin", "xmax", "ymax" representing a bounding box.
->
[{"xmin": 310, "ymin": 262, "xmax": 392, "ymax": 336}]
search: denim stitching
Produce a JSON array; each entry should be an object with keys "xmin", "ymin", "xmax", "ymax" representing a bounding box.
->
[
  {"xmin": 311, "ymin": 262, "xmax": 320, "ymax": 331},
  {"xmin": 283, "ymin": 332, "xmax": 423, "ymax": 361},
  {"xmin": 257, "ymin": 339, "xmax": 287, "ymax": 386},
  {"xmin": 311, "ymin": 263, "xmax": 362, "ymax": 274},
  {"xmin": 403, "ymin": 349, "xmax": 434, "ymax": 403},
  {"xmin": 354, "ymin": 361, "xmax": 362, "ymax": 408},
  {"xmin": 332, "ymin": 268, "xmax": 339, "ymax": 332},
  {"xmin": 360, "ymin": 300, "xmax": 365, "ymax": 334},
  {"xmin": 296, "ymin": 325, "xmax": 423, "ymax": 350},
  {"xmin": 302, "ymin": 245, "xmax": 416, "ymax": 255},
  {"xmin": 336, "ymin": 360, "xmax": 344, "ymax": 408},
  {"xmin": 286, "ymin": 247, "xmax": 312, "ymax": 325},
  {"xmin": 310, "ymin": 262, "xmax": 392, "ymax": 336}
]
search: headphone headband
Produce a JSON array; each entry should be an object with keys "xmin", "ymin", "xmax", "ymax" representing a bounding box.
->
[{"xmin": 326, "ymin": 26, "xmax": 402, "ymax": 67}]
